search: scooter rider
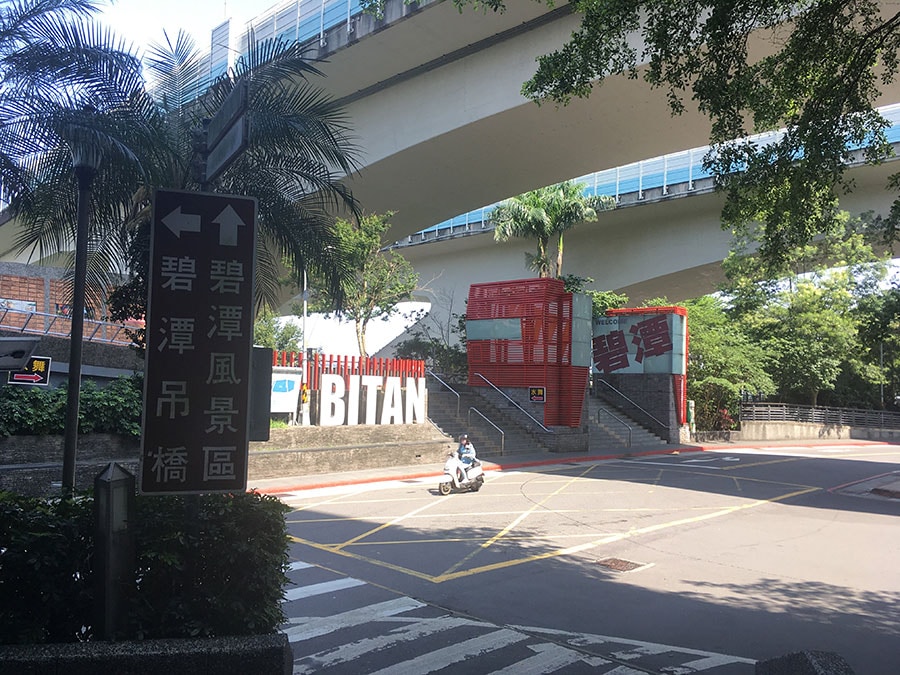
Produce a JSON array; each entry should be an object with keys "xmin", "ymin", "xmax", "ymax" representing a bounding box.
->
[{"xmin": 457, "ymin": 434, "xmax": 476, "ymax": 482}]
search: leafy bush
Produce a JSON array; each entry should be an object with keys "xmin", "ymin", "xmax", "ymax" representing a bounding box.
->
[
  {"xmin": 128, "ymin": 491, "xmax": 290, "ymax": 640},
  {"xmin": 0, "ymin": 375, "xmax": 143, "ymax": 438},
  {"xmin": 0, "ymin": 492, "xmax": 95, "ymax": 644},
  {"xmin": 0, "ymin": 489, "xmax": 290, "ymax": 644}
]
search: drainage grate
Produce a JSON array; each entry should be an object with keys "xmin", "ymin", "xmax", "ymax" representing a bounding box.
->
[{"xmin": 596, "ymin": 557, "xmax": 645, "ymax": 573}]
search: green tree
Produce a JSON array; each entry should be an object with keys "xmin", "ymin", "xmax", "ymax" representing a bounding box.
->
[
  {"xmin": 462, "ymin": 0, "xmax": 900, "ymax": 265},
  {"xmin": 491, "ymin": 181, "xmax": 613, "ymax": 278},
  {"xmin": 683, "ymin": 296, "xmax": 774, "ymax": 430},
  {"xmin": 316, "ymin": 212, "xmax": 419, "ymax": 357},
  {"xmin": 7, "ymin": 25, "xmax": 360, "ymax": 334},
  {"xmin": 721, "ymin": 217, "xmax": 888, "ymax": 406},
  {"xmin": 854, "ymin": 286, "xmax": 900, "ymax": 408},
  {"xmin": 0, "ymin": 0, "xmax": 158, "ymax": 311},
  {"xmin": 253, "ymin": 309, "xmax": 303, "ymax": 352},
  {"xmin": 559, "ymin": 274, "xmax": 628, "ymax": 318}
]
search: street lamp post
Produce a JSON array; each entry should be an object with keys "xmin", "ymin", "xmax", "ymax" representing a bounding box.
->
[{"xmin": 62, "ymin": 148, "xmax": 100, "ymax": 496}]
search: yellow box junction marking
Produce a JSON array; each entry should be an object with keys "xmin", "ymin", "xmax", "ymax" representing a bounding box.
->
[{"xmin": 287, "ymin": 464, "xmax": 821, "ymax": 584}]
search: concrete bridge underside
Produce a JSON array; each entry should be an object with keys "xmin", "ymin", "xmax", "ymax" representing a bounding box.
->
[
  {"xmin": 314, "ymin": 0, "xmax": 900, "ymax": 240},
  {"xmin": 395, "ymin": 158, "xmax": 900, "ymax": 332}
]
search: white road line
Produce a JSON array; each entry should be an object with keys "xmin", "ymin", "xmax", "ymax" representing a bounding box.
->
[
  {"xmin": 287, "ymin": 561, "xmax": 313, "ymax": 571},
  {"xmin": 364, "ymin": 628, "xmax": 529, "ymax": 675},
  {"xmin": 613, "ymin": 643, "xmax": 671, "ymax": 660},
  {"xmin": 292, "ymin": 616, "xmax": 477, "ymax": 673},
  {"xmin": 678, "ymin": 653, "xmax": 755, "ymax": 671},
  {"xmin": 282, "ymin": 577, "xmax": 365, "ymax": 602},
  {"xmin": 510, "ymin": 625, "xmax": 755, "ymax": 666},
  {"xmin": 283, "ymin": 596, "xmax": 425, "ymax": 642},
  {"xmin": 490, "ymin": 642, "xmax": 611, "ymax": 674}
]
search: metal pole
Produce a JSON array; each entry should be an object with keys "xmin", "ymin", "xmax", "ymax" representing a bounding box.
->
[
  {"xmin": 302, "ymin": 266, "xmax": 307, "ymax": 362},
  {"xmin": 62, "ymin": 162, "xmax": 97, "ymax": 496}
]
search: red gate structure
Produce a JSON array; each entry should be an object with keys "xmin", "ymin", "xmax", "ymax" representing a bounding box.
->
[
  {"xmin": 271, "ymin": 351, "xmax": 425, "ymax": 390},
  {"xmin": 465, "ymin": 278, "xmax": 590, "ymax": 428}
]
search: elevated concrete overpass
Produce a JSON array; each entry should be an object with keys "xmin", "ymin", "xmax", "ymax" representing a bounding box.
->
[
  {"xmin": 388, "ymin": 155, "xmax": 900, "ymax": 335},
  {"xmin": 307, "ymin": 0, "xmax": 900, "ymax": 239},
  {"xmin": 3, "ymin": 0, "xmax": 900, "ymax": 320}
]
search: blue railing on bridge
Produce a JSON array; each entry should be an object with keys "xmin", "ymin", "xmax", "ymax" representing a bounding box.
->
[{"xmin": 399, "ymin": 103, "xmax": 900, "ymax": 245}]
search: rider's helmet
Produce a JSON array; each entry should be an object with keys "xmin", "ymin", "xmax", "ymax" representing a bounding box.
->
[{"xmin": 459, "ymin": 433, "xmax": 468, "ymax": 443}]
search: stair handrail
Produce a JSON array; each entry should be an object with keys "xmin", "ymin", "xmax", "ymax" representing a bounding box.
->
[
  {"xmin": 426, "ymin": 369, "xmax": 460, "ymax": 417},
  {"xmin": 596, "ymin": 407, "xmax": 632, "ymax": 448},
  {"xmin": 468, "ymin": 406, "xmax": 505, "ymax": 455},
  {"xmin": 473, "ymin": 372, "xmax": 554, "ymax": 433},
  {"xmin": 595, "ymin": 378, "xmax": 667, "ymax": 433}
]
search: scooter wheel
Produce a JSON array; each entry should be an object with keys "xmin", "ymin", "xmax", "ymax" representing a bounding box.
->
[{"xmin": 438, "ymin": 482, "xmax": 452, "ymax": 496}]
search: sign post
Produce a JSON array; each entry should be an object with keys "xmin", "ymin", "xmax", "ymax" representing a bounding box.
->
[
  {"xmin": 203, "ymin": 81, "xmax": 249, "ymax": 184},
  {"xmin": 140, "ymin": 189, "xmax": 257, "ymax": 495}
]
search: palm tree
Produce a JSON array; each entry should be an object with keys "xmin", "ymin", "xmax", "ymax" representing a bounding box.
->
[
  {"xmin": 491, "ymin": 181, "xmax": 613, "ymax": 278},
  {"xmin": 6, "ymin": 20, "xmax": 362, "ymax": 333},
  {"xmin": 0, "ymin": 0, "xmax": 158, "ymax": 307},
  {"xmin": 121, "ymin": 31, "xmax": 361, "ymax": 315}
]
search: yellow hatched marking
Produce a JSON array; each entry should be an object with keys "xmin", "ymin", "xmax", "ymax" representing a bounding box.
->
[
  {"xmin": 330, "ymin": 498, "xmax": 445, "ymax": 552},
  {"xmin": 440, "ymin": 464, "xmax": 597, "ymax": 577},
  {"xmin": 291, "ymin": 487, "xmax": 819, "ymax": 583},
  {"xmin": 432, "ymin": 486, "xmax": 819, "ymax": 582}
]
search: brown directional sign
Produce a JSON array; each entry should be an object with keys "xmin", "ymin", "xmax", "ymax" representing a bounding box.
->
[{"xmin": 140, "ymin": 189, "xmax": 257, "ymax": 495}]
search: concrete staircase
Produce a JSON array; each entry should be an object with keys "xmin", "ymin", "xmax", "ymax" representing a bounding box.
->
[
  {"xmin": 426, "ymin": 374, "xmax": 668, "ymax": 457},
  {"xmin": 426, "ymin": 377, "xmax": 556, "ymax": 457},
  {"xmin": 587, "ymin": 396, "xmax": 669, "ymax": 450}
]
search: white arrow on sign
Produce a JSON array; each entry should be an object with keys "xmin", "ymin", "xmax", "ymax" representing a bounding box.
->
[
  {"xmin": 162, "ymin": 206, "xmax": 202, "ymax": 238},
  {"xmin": 213, "ymin": 204, "xmax": 246, "ymax": 246}
]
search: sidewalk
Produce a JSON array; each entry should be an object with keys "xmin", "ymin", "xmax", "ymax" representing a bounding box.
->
[{"xmin": 248, "ymin": 438, "xmax": 900, "ymax": 496}]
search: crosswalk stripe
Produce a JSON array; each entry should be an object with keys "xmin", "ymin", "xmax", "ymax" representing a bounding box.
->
[
  {"xmin": 364, "ymin": 628, "xmax": 529, "ymax": 675},
  {"xmin": 283, "ymin": 577, "xmax": 365, "ymax": 602},
  {"xmin": 288, "ymin": 561, "xmax": 313, "ymax": 571},
  {"xmin": 680, "ymin": 653, "xmax": 755, "ymax": 670},
  {"xmin": 292, "ymin": 616, "xmax": 478, "ymax": 673},
  {"xmin": 490, "ymin": 642, "xmax": 611, "ymax": 674},
  {"xmin": 284, "ymin": 596, "xmax": 426, "ymax": 642}
]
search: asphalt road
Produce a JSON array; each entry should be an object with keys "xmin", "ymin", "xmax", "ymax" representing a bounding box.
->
[{"xmin": 279, "ymin": 443, "xmax": 900, "ymax": 674}]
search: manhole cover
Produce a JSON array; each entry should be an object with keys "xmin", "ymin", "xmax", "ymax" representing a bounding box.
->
[{"xmin": 596, "ymin": 557, "xmax": 644, "ymax": 572}]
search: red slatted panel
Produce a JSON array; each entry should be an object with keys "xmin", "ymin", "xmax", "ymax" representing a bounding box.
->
[{"xmin": 466, "ymin": 278, "xmax": 586, "ymax": 427}]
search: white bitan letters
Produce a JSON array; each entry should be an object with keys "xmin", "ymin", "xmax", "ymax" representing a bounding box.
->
[{"xmin": 320, "ymin": 374, "xmax": 425, "ymax": 426}]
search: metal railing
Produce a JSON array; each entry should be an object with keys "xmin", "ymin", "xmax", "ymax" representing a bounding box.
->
[
  {"xmin": 741, "ymin": 402, "xmax": 900, "ymax": 430},
  {"xmin": 426, "ymin": 369, "xmax": 460, "ymax": 418},
  {"xmin": 596, "ymin": 407, "xmax": 632, "ymax": 448},
  {"xmin": 473, "ymin": 372, "xmax": 554, "ymax": 434},
  {"xmin": 0, "ymin": 307, "xmax": 137, "ymax": 346},
  {"xmin": 594, "ymin": 378, "xmax": 668, "ymax": 439},
  {"xmin": 468, "ymin": 406, "xmax": 505, "ymax": 456}
]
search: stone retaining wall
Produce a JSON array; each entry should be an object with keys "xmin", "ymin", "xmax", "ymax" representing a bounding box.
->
[{"xmin": 0, "ymin": 425, "xmax": 454, "ymax": 497}]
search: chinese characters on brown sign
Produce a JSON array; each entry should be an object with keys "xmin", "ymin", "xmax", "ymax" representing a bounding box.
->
[
  {"xmin": 140, "ymin": 189, "xmax": 257, "ymax": 495},
  {"xmin": 592, "ymin": 311, "xmax": 687, "ymax": 375}
]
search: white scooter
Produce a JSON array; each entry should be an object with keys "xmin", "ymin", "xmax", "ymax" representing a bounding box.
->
[{"xmin": 438, "ymin": 451, "xmax": 484, "ymax": 495}]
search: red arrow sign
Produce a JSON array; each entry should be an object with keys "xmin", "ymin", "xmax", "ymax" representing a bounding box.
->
[{"xmin": 12, "ymin": 372, "xmax": 43, "ymax": 383}]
